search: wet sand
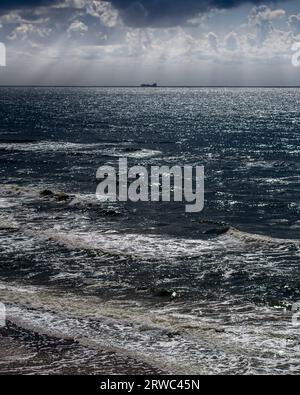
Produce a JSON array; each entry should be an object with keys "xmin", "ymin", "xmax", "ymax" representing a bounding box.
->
[{"xmin": 0, "ymin": 322, "xmax": 165, "ymax": 375}]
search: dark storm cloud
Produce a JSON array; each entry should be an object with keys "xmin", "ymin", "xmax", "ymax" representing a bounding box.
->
[
  {"xmin": 0, "ymin": 1, "xmax": 283, "ymax": 28},
  {"xmin": 0, "ymin": 1, "xmax": 59, "ymax": 12},
  {"xmin": 107, "ymin": 0, "xmax": 279, "ymax": 27}
]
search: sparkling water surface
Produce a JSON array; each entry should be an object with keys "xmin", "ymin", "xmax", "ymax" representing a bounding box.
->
[{"xmin": 0, "ymin": 88, "xmax": 299, "ymax": 375}]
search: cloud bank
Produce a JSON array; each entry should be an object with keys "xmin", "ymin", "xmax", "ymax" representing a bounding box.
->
[
  {"xmin": 0, "ymin": 1, "xmax": 299, "ymax": 85},
  {"xmin": 106, "ymin": 0, "xmax": 278, "ymax": 27},
  {"xmin": 0, "ymin": 1, "xmax": 279, "ymax": 27},
  {"xmin": 0, "ymin": 1, "xmax": 60, "ymax": 12}
]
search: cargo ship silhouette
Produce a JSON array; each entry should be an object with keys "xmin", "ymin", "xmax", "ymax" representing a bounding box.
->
[{"xmin": 140, "ymin": 82, "xmax": 158, "ymax": 87}]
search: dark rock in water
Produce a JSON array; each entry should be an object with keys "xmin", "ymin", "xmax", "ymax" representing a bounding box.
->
[
  {"xmin": 152, "ymin": 288, "xmax": 176, "ymax": 298},
  {"xmin": 123, "ymin": 147, "xmax": 140, "ymax": 153},
  {"xmin": 40, "ymin": 189, "xmax": 54, "ymax": 197},
  {"xmin": 199, "ymin": 219, "xmax": 228, "ymax": 227},
  {"xmin": 204, "ymin": 227, "xmax": 230, "ymax": 236},
  {"xmin": 55, "ymin": 192, "xmax": 70, "ymax": 202},
  {"xmin": 165, "ymin": 331, "xmax": 181, "ymax": 339},
  {"xmin": 104, "ymin": 209, "xmax": 120, "ymax": 216},
  {"xmin": 99, "ymin": 209, "xmax": 121, "ymax": 217},
  {"xmin": 215, "ymin": 328, "xmax": 226, "ymax": 334}
]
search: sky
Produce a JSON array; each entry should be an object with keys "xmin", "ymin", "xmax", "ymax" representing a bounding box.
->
[{"xmin": 0, "ymin": 0, "xmax": 300, "ymax": 85}]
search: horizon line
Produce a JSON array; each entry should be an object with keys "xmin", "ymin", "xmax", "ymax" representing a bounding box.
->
[{"xmin": 0, "ymin": 85, "xmax": 300, "ymax": 88}]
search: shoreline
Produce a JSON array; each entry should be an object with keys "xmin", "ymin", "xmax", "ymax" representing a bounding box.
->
[{"xmin": 0, "ymin": 321, "xmax": 165, "ymax": 375}]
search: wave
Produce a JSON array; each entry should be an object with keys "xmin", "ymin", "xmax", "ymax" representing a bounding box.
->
[
  {"xmin": 0, "ymin": 139, "xmax": 38, "ymax": 144},
  {"xmin": 1, "ymin": 183, "xmax": 299, "ymax": 374},
  {"xmin": 0, "ymin": 141, "xmax": 105, "ymax": 153},
  {"xmin": 0, "ymin": 140, "xmax": 162, "ymax": 159},
  {"xmin": 109, "ymin": 148, "xmax": 162, "ymax": 159},
  {"xmin": 1, "ymin": 280, "xmax": 298, "ymax": 375},
  {"xmin": 227, "ymin": 227, "xmax": 300, "ymax": 246},
  {"xmin": 0, "ymin": 214, "xmax": 240, "ymax": 260},
  {"xmin": 199, "ymin": 219, "xmax": 300, "ymax": 246},
  {"xmin": 2, "ymin": 217, "xmax": 299, "ymax": 263},
  {"xmin": 0, "ymin": 197, "xmax": 18, "ymax": 209},
  {"xmin": 1, "ymin": 184, "xmax": 299, "ymax": 261},
  {"xmin": 39, "ymin": 229, "xmax": 242, "ymax": 260}
]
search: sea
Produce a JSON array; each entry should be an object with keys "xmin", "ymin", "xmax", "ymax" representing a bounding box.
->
[{"xmin": 0, "ymin": 87, "xmax": 299, "ymax": 375}]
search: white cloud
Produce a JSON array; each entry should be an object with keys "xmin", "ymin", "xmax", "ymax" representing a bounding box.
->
[
  {"xmin": 250, "ymin": 6, "xmax": 286, "ymax": 22},
  {"xmin": 249, "ymin": 6, "xmax": 286, "ymax": 45},
  {"xmin": 0, "ymin": 2, "xmax": 299, "ymax": 85},
  {"xmin": 86, "ymin": 1, "xmax": 120, "ymax": 28},
  {"xmin": 67, "ymin": 20, "xmax": 88, "ymax": 37},
  {"xmin": 8, "ymin": 23, "xmax": 51, "ymax": 41}
]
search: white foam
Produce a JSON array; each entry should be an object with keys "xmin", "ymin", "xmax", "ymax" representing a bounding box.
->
[
  {"xmin": 41, "ymin": 229, "xmax": 241, "ymax": 260},
  {"xmin": 228, "ymin": 227, "xmax": 300, "ymax": 246},
  {"xmin": 114, "ymin": 149, "xmax": 162, "ymax": 159},
  {"xmin": 1, "ymin": 282, "xmax": 299, "ymax": 375},
  {"xmin": 0, "ymin": 198, "xmax": 18, "ymax": 208},
  {"xmin": 0, "ymin": 141, "xmax": 114, "ymax": 153},
  {"xmin": 0, "ymin": 141, "xmax": 162, "ymax": 159}
]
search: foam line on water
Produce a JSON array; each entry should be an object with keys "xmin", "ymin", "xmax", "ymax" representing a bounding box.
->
[{"xmin": 1, "ymin": 281, "xmax": 299, "ymax": 375}]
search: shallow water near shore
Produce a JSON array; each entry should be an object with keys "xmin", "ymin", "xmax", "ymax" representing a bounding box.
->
[{"xmin": 0, "ymin": 87, "xmax": 299, "ymax": 375}]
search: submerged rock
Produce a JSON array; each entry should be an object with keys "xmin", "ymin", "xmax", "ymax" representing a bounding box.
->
[
  {"xmin": 215, "ymin": 328, "xmax": 226, "ymax": 334},
  {"xmin": 164, "ymin": 331, "xmax": 181, "ymax": 339},
  {"xmin": 204, "ymin": 227, "xmax": 230, "ymax": 236},
  {"xmin": 55, "ymin": 192, "xmax": 70, "ymax": 202},
  {"xmin": 103, "ymin": 209, "xmax": 121, "ymax": 217},
  {"xmin": 123, "ymin": 147, "xmax": 140, "ymax": 153},
  {"xmin": 199, "ymin": 219, "xmax": 228, "ymax": 227},
  {"xmin": 40, "ymin": 189, "xmax": 54, "ymax": 198}
]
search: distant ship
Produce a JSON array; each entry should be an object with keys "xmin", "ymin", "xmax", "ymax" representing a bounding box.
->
[{"xmin": 140, "ymin": 82, "xmax": 158, "ymax": 87}]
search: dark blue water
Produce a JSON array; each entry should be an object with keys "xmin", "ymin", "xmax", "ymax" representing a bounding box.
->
[{"xmin": 0, "ymin": 88, "xmax": 299, "ymax": 374}]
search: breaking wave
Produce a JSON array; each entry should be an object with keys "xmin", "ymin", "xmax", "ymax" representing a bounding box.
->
[
  {"xmin": 0, "ymin": 140, "xmax": 162, "ymax": 159},
  {"xmin": 1, "ymin": 281, "xmax": 299, "ymax": 375}
]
